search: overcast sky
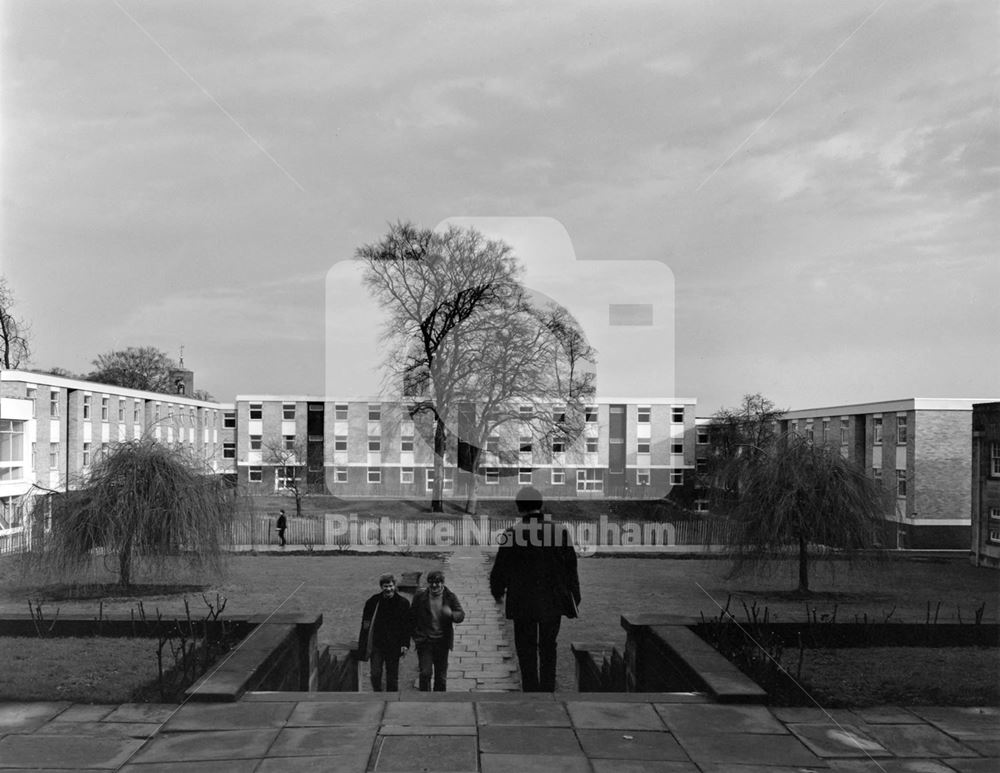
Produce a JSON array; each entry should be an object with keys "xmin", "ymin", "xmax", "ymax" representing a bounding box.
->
[{"xmin": 2, "ymin": 0, "xmax": 997, "ymax": 414}]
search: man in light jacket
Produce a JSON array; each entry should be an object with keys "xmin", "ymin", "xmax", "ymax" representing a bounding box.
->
[{"xmin": 409, "ymin": 570, "xmax": 465, "ymax": 691}]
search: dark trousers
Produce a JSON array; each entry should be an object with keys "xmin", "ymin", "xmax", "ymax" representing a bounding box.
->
[
  {"xmin": 514, "ymin": 616, "xmax": 561, "ymax": 692},
  {"xmin": 416, "ymin": 639, "xmax": 450, "ymax": 691},
  {"xmin": 370, "ymin": 650, "xmax": 401, "ymax": 692},
  {"xmin": 277, "ymin": 528, "xmax": 286, "ymax": 546}
]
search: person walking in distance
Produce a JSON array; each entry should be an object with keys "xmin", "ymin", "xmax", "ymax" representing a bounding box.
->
[
  {"xmin": 356, "ymin": 574, "xmax": 411, "ymax": 691},
  {"xmin": 410, "ymin": 570, "xmax": 465, "ymax": 691},
  {"xmin": 490, "ymin": 486, "xmax": 581, "ymax": 692},
  {"xmin": 275, "ymin": 509, "xmax": 287, "ymax": 547}
]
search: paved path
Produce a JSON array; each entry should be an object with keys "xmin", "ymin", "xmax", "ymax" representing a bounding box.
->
[
  {"xmin": 359, "ymin": 548, "xmax": 521, "ymax": 693},
  {"xmin": 1, "ymin": 695, "xmax": 997, "ymax": 771}
]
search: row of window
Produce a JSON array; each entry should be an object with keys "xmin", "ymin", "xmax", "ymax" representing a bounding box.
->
[
  {"xmin": 246, "ymin": 402, "xmax": 688, "ymax": 424},
  {"xmin": 247, "ymin": 465, "xmax": 684, "ymax": 490},
  {"xmin": 32, "ymin": 392, "xmax": 224, "ymax": 425}
]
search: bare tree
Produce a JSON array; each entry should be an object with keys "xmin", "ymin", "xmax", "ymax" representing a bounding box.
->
[
  {"xmin": 90, "ymin": 346, "xmax": 178, "ymax": 392},
  {"xmin": 358, "ymin": 222, "xmax": 522, "ymax": 512},
  {"xmin": 706, "ymin": 393, "xmax": 786, "ymax": 511},
  {"xmin": 453, "ymin": 299, "xmax": 595, "ymax": 514},
  {"xmin": 0, "ymin": 276, "xmax": 31, "ymax": 369},
  {"xmin": 263, "ymin": 438, "xmax": 306, "ymax": 517},
  {"xmin": 724, "ymin": 432, "xmax": 890, "ymax": 594}
]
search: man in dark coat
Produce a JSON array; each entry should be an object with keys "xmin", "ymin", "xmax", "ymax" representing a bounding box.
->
[
  {"xmin": 490, "ymin": 486, "xmax": 581, "ymax": 692},
  {"xmin": 357, "ymin": 574, "xmax": 411, "ymax": 691},
  {"xmin": 409, "ymin": 570, "xmax": 465, "ymax": 691}
]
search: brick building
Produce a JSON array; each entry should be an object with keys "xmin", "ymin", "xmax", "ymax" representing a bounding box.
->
[
  {"xmin": 781, "ymin": 398, "xmax": 999, "ymax": 550},
  {"xmin": 0, "ymin": 370, "xmax": 234, "ymax": 549},
  {"xmin": 971, "ymin": 402, "xmax": 1000, "ymax": 568},
  {"xmin": 233, "ymin": 395, "xmax": 698, "ymax": 500}
]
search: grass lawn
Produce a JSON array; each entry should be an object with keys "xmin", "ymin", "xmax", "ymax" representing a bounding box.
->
[
  {"xmin": 796, "ymin": 647, "xmax": 1000, "ymax": 707},
  {"xmin": 0, "ymin": 637, "xmax": 163, "ymax": 703},
  {"xmin": 1, "ymin": 551, "xmax": 997, "ymax": 702}
]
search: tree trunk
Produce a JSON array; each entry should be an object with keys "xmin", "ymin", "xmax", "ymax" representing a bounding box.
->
[
  {"xmin": 465, "ymin": 448, "xmax": 481, "ymax": 515},
  {"xmin": 432, "ymin": 417, "xmax": 446, "ymax": 512},
  {"xmin": 118, "ymin": 535, "xmax": 133, "ymax": 588},
  {"xmin": 798, "ymin": 534, "xmax": 810, "ymax": 593}
]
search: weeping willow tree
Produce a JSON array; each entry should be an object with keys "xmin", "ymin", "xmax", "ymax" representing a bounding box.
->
[
  {"xmin": 724, "ymin": 433, "xmax": 891, "ymax": 594},
  {"xmin": 26, "ymin": 439, "xmax": 238, "ymax": 589}
]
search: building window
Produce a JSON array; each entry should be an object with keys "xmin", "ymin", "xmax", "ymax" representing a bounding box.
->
[
  {"xmin": 805, "ymin": 424, "xmax": 814, "ymax": 444},
  {"xmin": 896, "ymin": 469, "xmax": 907, "ymax": 497},
  {"xmin": 401, "ymin": 435, "xmax": 414, "ymax": 452},
  {"xmin": 117, "ymin": 399, "xmax": 125, "ymax": 421},
  {"xmin": 822, "ymin": 419, "xmax": 830, "ymax": 444},
  {"xmin": 82, "ymin": 441, "xmax": 91, "ymax": 468},
  {"xmin": 552, "ymin": 405, "xmax": 566, "ymax": 424},
  {"xmin": 486, "ymin": 436, "xmax": 499, "ymax": 454},
  {"xmin": 26, "ymin": 388, "xmax": 36, "ymax": 416},
  {"xmin": 519, "ymin": 436, "xmax": 532, "ymax": 454},
  {"xmin": 697, "ymin": 427, "xmax": 709, "ymax": 445},
  {"xmin": 283, "ymin": 434, "xmax": 296, "ymax": 451},
  {"xmin": 249, "ymin": 403, "xmax": 262, "ymax": 420},
  {"xmin": 638, "ymin": 441, "xmax": 651, "ymax": 454},
  {"xmin": 484, "ymin": 467, "xmax": 499, "ymax": 485},
  {"xmin": 696, "ymin": 458, "xmax": 708, "ymax": 473},
  {"xmin": 637, "ymin": 406, "xmax": 651, "ymax": 423},
  {"xmin": 694, "ymin": 499, "xmax": 709, "ymax": 513},
  {"xmin": 0, "ymin": 497, "xmax": 23, "ymax": 528},
  {"xmin": 873, "ymin": 417, "xmax": 883, "ymax": 445},
  {"xmin": 401, "ymin": 467, "xmax": 414, "ymax": 484},
  {"xmin": 248, "ymin": 466, "xmax": 262, "ymax": 483},
  {"xmin": 671, "ymin": 407, "xmax": 684, "ymax": 423},
  {"xmin": 335, "ymin": 404, "xmax": 348, "ymax": 420},
  {"xmin": 99, "ymin": 396, "xmax": 108, "ymax": 421},
  {"xmin": 49, "ymin": 442, "xmax": 59, "ymax": 469},
  {"xmin": 276, "ymin": 467, "xmax": 298, "ymax": 490},
  {"xmin": 552, "ymin": 438, "xmax": 566, "ymax": 454},
  {"xmin": 223, "ymin": 442, "xmax": 235, "ymax": 459},
  {"xmin": 334, "ymin": 467, "xmax": 348, "ymax": 483},
  {"xmin": 895, "ymin": 415, "xmax": 907, "ymax": 444},
  {"xmin": 82, "ymin": 395, "xmax": 92, "ymax": 419},
  {"xmin": 50, "ymin": 390, "xmax": 60, "ymax": 417},
  {"xmin": 585, "ymin": 406, "xmax": 598, "ymax": 423},
  {"xmin": 551, "ymin": 468, "xmax": 565, "ymax": 485},
  {"xmin": 250, "ymin": 435, "xmax": 262, "ymax": 451},
  {"xmin": 133, "ymin": 402, "xmax": 141, "ymax": 423},
  {"xmin": 519, "ymin": 404, "xmax": 533, "ymax": 419},
  {"xmin": 585, "ymin": 437, "xmax": 599, "ymax": 453},
  {"xmin": 670, "ymin": 440, "xmax": 683, "ymax": 454},
  {"xmin": 989, "ymin": 528, "xmax": 1000, "ymax": 545},
  {"xmin": 636, "ymin": 469, "xmax": 650, "ymax": 486},
  {"xmin": 577, "ymin": 468, "xmax": 603, "ymax": 492},
  {"xmin": 518, "ymin": 468, "xmax": 533, "ymax": 485},
  {"xmin": 988, "ymin": 507, "xmax": 1000, "ymax": 521},
  {"xmin": 282, "ymin": 403, "xmax": 296, "ymax": 420},
  {"xmin": 368, "ymin": 404, "xmax": 381, "ymax": 421},
  {"xmin": 223, "ymin": 411, "xmax": 236, "ymax": 428},
  {"xmin": 991, "ymin": 443, "xmax": 1000, "ymax": 477},
  {"xmin": 426, "ymin": 468, "xmax": 454, "ymax": 492},
  {"xmin": 0, "ymin": 420, "xmax": 24, "ymax": 481},
  {"xmin": 873, "ymin": 467, "xmax": 882, "ymax": 486},
  {"xmin": 840, "ymin": 418, "xmax": 849, "ymax": 444},
  {"xmin": 334, "ymin": 435, "xmax": 348, "ymax": 452},
  {"xmin": 670, "ymin": 469, "xmax": 683, "ymax": 485},
  {"xmin": 368, "ymin": 437, "xmax": 381, "ymax": 453}
]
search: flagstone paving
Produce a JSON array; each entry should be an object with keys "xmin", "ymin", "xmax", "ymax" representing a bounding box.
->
[{"xmin": 1, "ymin": 694, "xmax": 997, "ymax": 771}]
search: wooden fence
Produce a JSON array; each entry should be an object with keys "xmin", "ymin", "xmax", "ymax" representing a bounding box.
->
[{"xmin": 229, "ymin": 514, "xmax": 737, "ymax": 549}]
